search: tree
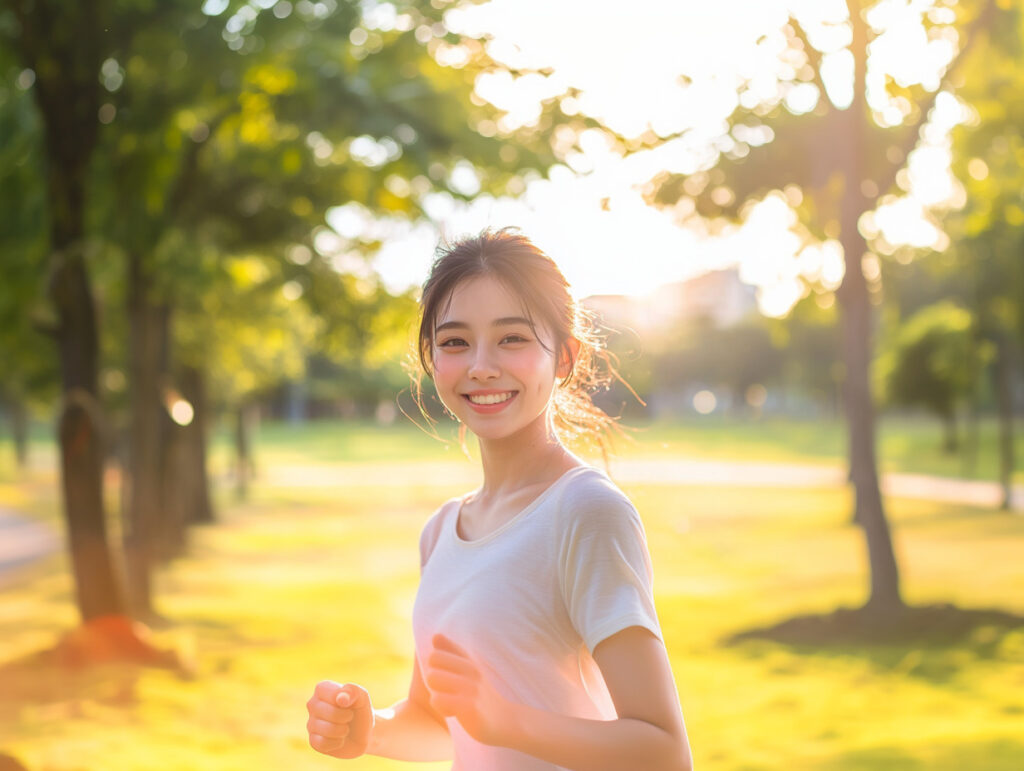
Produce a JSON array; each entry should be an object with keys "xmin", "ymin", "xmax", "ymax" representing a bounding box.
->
[
  {"xmin": 90, "ymin": 0, "xmax": 563, "ymax": 617},
  {"xmin": 2, "ymin": 0, "xmax": 130, "ymax": 622},
  {"xmin": 2, "ymin": 0, "xmax": 566, "ymax": 626},
  {"xmin": 769, "ymin": 294, "xmax": 842, "ymax": 418},
  {"xmin": 0, "ymin": 62, "xmax": 57, "ymax": 468},
  {"xmin": 648, "ymin": 317, "xmax": 784, "ymax": 416},
  {"xmin": 175, "ymin": 252, "xmax": 318, "ymax": 503},
  {"xmin": 875, "ymin": 301, "xmax": 985, "ymax": 451},
  {"xmin": 946, "ymin": 8, "xmax": 1024, "ymax": 509},
  {"xmin": 641, "ymin": 0, "xmax": 1009, "ymax": 617}
]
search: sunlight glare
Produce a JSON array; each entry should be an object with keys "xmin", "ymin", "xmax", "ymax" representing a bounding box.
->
[{"xmin": 359, "ymin": 0, "xmax": 972, "ymax": 319}]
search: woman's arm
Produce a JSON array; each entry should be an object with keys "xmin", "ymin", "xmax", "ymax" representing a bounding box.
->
[
  {"xmin": 368, "ymin": 658, "xmax": 453, "ymax": 761},
  {"xmin": 306, "ymin": 658, "xmax": 452, "ymax": 762},
  {"xmin": 424, "ymin": 627, "xmax": 692, "ymax": 771}
]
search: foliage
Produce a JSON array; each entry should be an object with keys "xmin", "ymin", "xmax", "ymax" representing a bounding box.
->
[
  {"xmin": 638, "ymin": 314, "xmax": 785, "ymax": 416},
  {"xmin": 946, "ymin": 1, "xmax": 1024, "ymax": 343},
  {"xmin": 642, "ymin": 0, "xmax": 1005, "ymax": 283},
  {"xmin": 627, "ymin": 0, "xmax": 1019, "ymax": 611},
  {"xmin": 767, "ymin": 293, "xmax": 842, "ymax": 412},
  {"xmin": 0, "ymin": 61, "xmax": 58, "ymax": 410},
  {"xmin": 2, "ymin": 0, "xmax": 567, "ymax": 413},
  {"xmin": 875, "ymin": 301, "xmax": 988, "ymax": 422},
  {"xmin": 78, "ymin": 0, "xmax": 563, "ymax": 410}
]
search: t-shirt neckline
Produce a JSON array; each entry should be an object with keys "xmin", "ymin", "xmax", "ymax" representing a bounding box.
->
[{"xmin": 451, "ymin": 465, "xmax": 595, "ymax": 546}]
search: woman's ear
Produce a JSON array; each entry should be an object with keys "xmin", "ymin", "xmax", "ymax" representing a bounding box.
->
[{"xmin": 557, "ymin": 337, "xmax": 581, "ymax": 380}]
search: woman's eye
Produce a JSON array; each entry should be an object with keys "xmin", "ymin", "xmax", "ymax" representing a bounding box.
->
[
  {"xmin": 501, "ymin": 334, "xmax": 530, "ymax": 344},
  {"xmin": 438, "ymin": 338, "xmax": 468, "ymax": 348}
]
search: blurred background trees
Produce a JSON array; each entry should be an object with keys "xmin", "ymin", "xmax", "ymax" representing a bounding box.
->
[
  {"xmin": 875, "ymin": 301, "xmax": 982, "ymax": 453},
  {"xmin": 638, "ymin": 0, "xmax": 1019, "ymax": 617},
  {"xmin": 0, "ymin": 0, "xmax": 562, "ymax": 626},
  {"xmin": 0, "ymin": 0, "xmax": 1021, "ymax": 637}
]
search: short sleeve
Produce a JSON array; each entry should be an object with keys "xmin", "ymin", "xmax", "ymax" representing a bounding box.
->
[
  {"xmin": 560, "ymin": 488, "xmax": 662, "ymax": 654},
  {"xmin": 419, "ymin": 499, "xmax": 457, "ymax": 571}
]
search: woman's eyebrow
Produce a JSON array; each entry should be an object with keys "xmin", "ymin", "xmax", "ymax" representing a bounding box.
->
[{"xmin": 435, "ymin": 316, "xmax": 532, "ymax": 333}]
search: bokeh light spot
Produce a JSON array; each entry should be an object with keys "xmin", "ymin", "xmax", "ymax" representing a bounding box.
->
[
  {"xmin": 169, "ymin": 399, "xmax": 195, "ymax": 427},
  {"xmin": 693, "ymin": 390, "xmax": 717, "ymax": 415}
]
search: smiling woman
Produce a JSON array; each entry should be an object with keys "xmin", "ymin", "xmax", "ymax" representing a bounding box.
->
[
  {"xmin": 429, "ymin": 275, "xmax": 569, "ymax": 442},
  {"xmin": 305, "ymin": 229, "xmax": 693, "ymax": 770},
  {"xmin": 415, "ymin": 229, "xmax": 620, "ymax": 455}
]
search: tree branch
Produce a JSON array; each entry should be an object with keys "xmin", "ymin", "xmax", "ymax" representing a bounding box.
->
[
  {"xmin": 5, "ymin": 0, "xmax": 40, "ymax": 71},
  {"xmin": 878, "ymin": 0, "xmax": 999, "ymax": 196},
  {"xmin": 31, "ymin": 318, "xmax": 60, "ymax": 340},
  {"xmin": 788, "ymin": 16, "xmax": 832, "ymax": 115},
  {"xmin": 165, "ymin": 107, "xmax": 235, "ymax": 221}
]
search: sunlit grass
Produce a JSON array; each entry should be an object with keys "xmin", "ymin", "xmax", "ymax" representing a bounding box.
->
[
  {"xmin": 1, "ymin": 419, "xmax": 1022, "ymax": 769},
  {"xmin": 622, "ymin": 414, "xmax": 1024, "ymax": 483},
  {"xmin": 3, "ymin": 413, "xmax": 1022, "ymax": 486}
]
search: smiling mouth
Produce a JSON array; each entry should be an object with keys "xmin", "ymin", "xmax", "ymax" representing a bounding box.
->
[{"xmin": 464, "ymin": 391, "xmax": 517, "ymax": 405}]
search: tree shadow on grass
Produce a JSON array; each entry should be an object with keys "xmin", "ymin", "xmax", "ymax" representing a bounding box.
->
[
  {"xmin": 724, "ymin": 603, "xmax": 1024, "ymax": 679},
  {"xmin": 0, "ymin": 615, "xmax": 194, "ymax": 724},
  {"xmin": 0, "ymin": 648, "xmax": 145, "ymax": 727},
  {"xmin": 802, "ymin": 736, "xmax": 1024, "ymax": 770}
]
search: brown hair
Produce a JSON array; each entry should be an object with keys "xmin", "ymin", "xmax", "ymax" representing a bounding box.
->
[{"xmin": 411, "ymin": 227, "xmax": 634, "ymax": 457}]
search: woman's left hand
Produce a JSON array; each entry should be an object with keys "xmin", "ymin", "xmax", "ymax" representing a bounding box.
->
[{"xmin": 423, "ymin": 634, "xmax": 516, "ymax": 747}]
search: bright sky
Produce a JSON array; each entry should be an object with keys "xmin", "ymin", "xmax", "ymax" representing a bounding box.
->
[{"xmin": 335, "ymin": 0, "xmax": 967, "ymax": 316}]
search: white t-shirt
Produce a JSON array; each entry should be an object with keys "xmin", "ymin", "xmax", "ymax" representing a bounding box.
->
[{"xmin": 412, "ymin": 465, "xmax": 662, "ymax": 771}]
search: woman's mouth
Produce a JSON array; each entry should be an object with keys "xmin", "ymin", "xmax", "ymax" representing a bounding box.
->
[
  {"xmin": 463, "ymin": 391, "xmax": 518, "ymax": 412},
  {"xmin": 465, "ymin": 391, "xmax": 516, "ymax": 405}
]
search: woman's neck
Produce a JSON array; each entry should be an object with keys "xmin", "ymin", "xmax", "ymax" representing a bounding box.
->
[{"xmin": 475, "ymin": 415, "xmax": 578, "ymax": 496}]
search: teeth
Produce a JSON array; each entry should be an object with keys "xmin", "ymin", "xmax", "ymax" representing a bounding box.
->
[{"xmin": 468, "ymin": 391, "xmax": 514, "ymax": 405}]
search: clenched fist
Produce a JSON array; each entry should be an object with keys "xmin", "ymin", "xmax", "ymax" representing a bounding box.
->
[
  {"xmin": 423, "ymin": 634, "xmax": 513, "ymax": 747},
  {"xmin": 306, "ymin": 681, "xmax": 374, "ymax": 759}
]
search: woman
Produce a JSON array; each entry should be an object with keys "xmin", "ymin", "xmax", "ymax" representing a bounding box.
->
[{"xmin": 306, "ymin": 228, "xmax": 692, "ymax": 770}]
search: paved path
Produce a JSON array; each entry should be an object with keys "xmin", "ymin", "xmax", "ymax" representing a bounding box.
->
[
  {"xmin": 0, "ymin": 505, "xmax": 61, "ymax": 582},
  {"xmin": 1, "ymin": 459, "xmax": 1020, "ymax": 580},
  {"xmin": 263, "ymin": 458, "xmax": 1024, "ymax": 511}
]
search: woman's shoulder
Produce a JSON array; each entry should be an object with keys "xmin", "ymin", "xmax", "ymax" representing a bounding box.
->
[
  {"xmin": 553, "ymin": 465, "xmax": 640, "ymax": 527},
  {"xmin": 418, "ymin": 496, "xmax": 461, "ymax": 566}
]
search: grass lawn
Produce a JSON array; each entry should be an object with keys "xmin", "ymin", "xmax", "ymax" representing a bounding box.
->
[
  {"xmin": 3, "ymin": 412, "xmax": 1023, "ymax": 485},
  {"xmin": 1, "ymin": 419, "xmax": 1023, "ymax": 770},
  {"xmin": 240, "ymin": 414, "xmax": 1024, "ymax": 485}
]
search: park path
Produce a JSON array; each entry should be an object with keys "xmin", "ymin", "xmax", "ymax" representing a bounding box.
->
[
  {"xmin": 1, "ymin": 459, "xmax": 1020, "ymax": 580},
  {"xmin": 262, "ymin": 458, "xmax": 1024, "ymax": 511},
  {"xmin": 0, "ymin": 504, "xmax": 61, "ymax": 583}
]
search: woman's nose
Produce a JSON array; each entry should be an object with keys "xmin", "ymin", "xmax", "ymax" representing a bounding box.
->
[{"xmin": 467, "ymin": 348, "xmax": 499, "ymax": 380}]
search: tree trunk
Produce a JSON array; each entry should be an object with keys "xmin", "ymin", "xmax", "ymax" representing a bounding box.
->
[
  {"xmin": 286, "ymin": 380, "xmax": 308, "ymax": 425},
  {"xmin": 51, "ymin": 180, "xmax": 123, "ymax": 623},
  {"xmin": 941, "ymin": 412, "xmax": 959, "ymax": 454},
  {"xmin": 993, "ymin": 332, "xmax": 1016, "ymax": 511},
  {"xmin": 155, "ymin": 308, "xmax": 191, "ymax": 562},
  {"xmin": 124, "ymin": 253, "xmax": 168, "ymax": 618},
  {"xmin": 962, "ymin": 395, "xmax": 979, "ymax": 479},
  {"xmin": 13, "ymin": 0, "xmax": 130, "ymax": 622},
  {"xmin": 59, "ymin": 390, "xmax": 126, "ymax": 621},
  {"xmin": 159, "ymin": 415, "xmax": 190, "ymax": 561},
  {"xmin": 840, "ymin": 0, "xmax": 903, "ymax": 615},
  {"xmin": 181, "ymin": 365, "xmax": 215, "ymax": 525},
  {"xmin": 235, "ymin": 403, "xmax": 253, "ymax": 501},
  {"xmin": 9, "ymin": 397, "xmax": 29, "ymax": 469}
]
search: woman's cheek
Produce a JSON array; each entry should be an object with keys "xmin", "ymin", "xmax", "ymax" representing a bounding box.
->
[
  {"xmin": 433, "ymin": 354, "xmax": 457, "ymax": 381},
  {"xmin": 432, "ymin": 357, "xmax": 460, "ymax": 408}
]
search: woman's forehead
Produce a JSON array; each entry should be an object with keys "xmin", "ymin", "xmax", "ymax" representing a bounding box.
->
[{"xmin": 437, "ymin": 275, "xmax": 533, "ymax": 324}]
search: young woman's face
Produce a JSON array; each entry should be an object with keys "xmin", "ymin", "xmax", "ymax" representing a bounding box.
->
[{"xmin": 431, "ymin": 274, "xmax": 568, "ymax": 443}]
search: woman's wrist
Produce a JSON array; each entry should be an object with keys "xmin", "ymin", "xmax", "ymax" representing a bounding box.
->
[{"xmin": 490, "ymin": 699, "xmax": 535, "ymax": 751}]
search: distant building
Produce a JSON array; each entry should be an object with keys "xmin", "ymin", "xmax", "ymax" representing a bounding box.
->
[{"xmin": 583, "ymin": 267, "xmax": 757, "ymax": 334}]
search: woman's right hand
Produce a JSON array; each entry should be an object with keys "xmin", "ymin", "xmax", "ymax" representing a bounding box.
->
[{"xmin": 306, "ymin": 681, "xmax": 375, "ymax": 759}]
